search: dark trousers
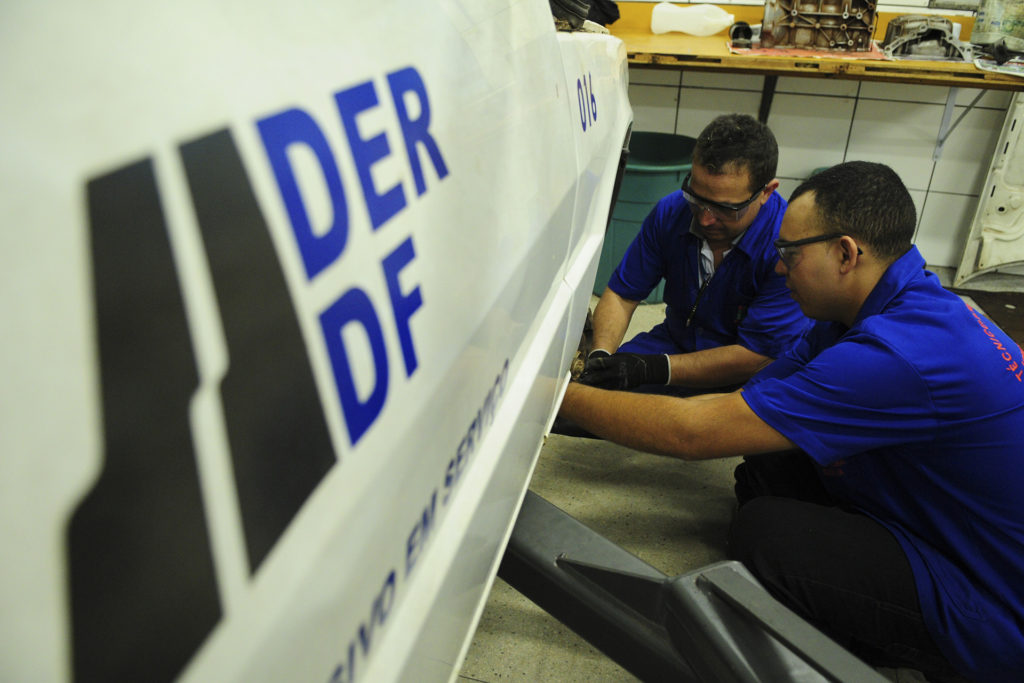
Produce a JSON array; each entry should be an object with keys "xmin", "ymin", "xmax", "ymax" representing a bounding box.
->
[{"xmin": 728, "ymin": 452, "xmax": 970, "ymax": 683}]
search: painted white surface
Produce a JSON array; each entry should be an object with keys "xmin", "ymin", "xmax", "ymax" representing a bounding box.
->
[
  {"xmin": 0, "ymin": 2, "xmax": 631, "ymax": 682},
  {"xmin": 956, "ymin": 93, "xmax": 1024, "ymax": 284}
]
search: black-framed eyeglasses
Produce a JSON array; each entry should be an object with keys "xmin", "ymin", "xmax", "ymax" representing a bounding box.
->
[
  {"xmin": 774, "ymin": 232, "xmax": 849, "ymax": 268},
  {"xmin": 680, "ymin": 172, "xmax": 766, "ymax": 222}
]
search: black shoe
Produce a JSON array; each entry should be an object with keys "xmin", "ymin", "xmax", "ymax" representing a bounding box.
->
[{"xmin": 550, "ymin": 0, "xmax": 591, "ymax": 29}]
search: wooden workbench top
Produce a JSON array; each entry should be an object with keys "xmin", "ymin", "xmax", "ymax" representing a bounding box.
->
[{"xmin": 610, "ymin": 2, "xmax": 1024, "ymax": 91}]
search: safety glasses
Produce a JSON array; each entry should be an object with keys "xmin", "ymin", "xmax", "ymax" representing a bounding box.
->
[
  {"xmin": 680, "ymin": 172, "xmax": 766, "ymax": 222},
  {"xmin": 774, "ymin": 233, "xmax": 847, "ymax": 268}
]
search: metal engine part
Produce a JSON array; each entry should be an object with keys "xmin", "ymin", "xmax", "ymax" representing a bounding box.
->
[
  {"xmin": 570, "ymin": 308, "xmax": 595, "ymax": 380},
  {"xmin": 882, "ymin": 15, "xmax": 974, "ymax": 60},
  {"xmin": 761, "ymin": 0, "xmax": 876, "ymax": 51}
]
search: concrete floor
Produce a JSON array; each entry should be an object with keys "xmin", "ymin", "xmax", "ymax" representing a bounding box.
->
[
  {"xmin": 458, "ymin": 300, "xmax": 732, "ymax": 682},
  {"xmin": 458, "ymin": 267, "xmax": 1024, "ymax": 683}
]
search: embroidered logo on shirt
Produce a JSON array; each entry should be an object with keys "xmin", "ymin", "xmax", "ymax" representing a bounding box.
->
[
  {"xmin": 820, "ymin": 458, "xmax": 847, "ymax": 477},
  {"xmin": 968, "ymin": 305, "xmax": 1023, "ymax": 382}
]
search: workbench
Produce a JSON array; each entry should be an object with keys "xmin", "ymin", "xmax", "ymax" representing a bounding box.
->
[
  {"xmin": 613, "ymin": 3, "xmax": 1023, "ymax": 89},
  {"xmin": 609, "ymin": 3, "xmax": 1024, "ymax": 157}
]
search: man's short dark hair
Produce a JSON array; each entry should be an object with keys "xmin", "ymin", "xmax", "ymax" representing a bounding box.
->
[
  {"xmin": 692, "ymin": 113, "xmax": 778, "ymax": 192},
  {"xmin": 791, "ymin": 161, "xmax": 916, "ymax": 261}
]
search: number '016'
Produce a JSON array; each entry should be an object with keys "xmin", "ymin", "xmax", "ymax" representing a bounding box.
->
[{"xmin": 577, "ymin": 72, "xmax": 597, "ymax": 131}]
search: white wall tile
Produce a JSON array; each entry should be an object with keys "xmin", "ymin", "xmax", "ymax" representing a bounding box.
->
[
  {"xmin": 846, "ymin": 98, "xmax": 942, "ymax": 191},
  {"xmin": 777, "ymin": 177, "xmax": 803, "ymax": 200},
  {"xmin": 629, "ymin": 66, "xmax": 681, "ymax": 87},
  {"xmin": 860, "ymin": 81, "xmax": 1012, "ymax": 109},
  {"xmin": 675, "ymin": 87, "xmax": 761, "ymax": 137},
  {"xmin": 682, "ymin": 71, "xmax": 764, "ymax": 91},
  {"xmin": 859, "ymin": 81, "xmax": 949, "ymax": 104},
  {"xmin": 628, "ymin": 83, "xmax": 680, "ymax": 133},
  {"xmin": 916, "ymin": 191, "xmax": 979, "ymax": 267},
  {"xmin": 956, "ymin": 89, "xmax": 1013, "ymax": 109},
  {"xmin": 910, "ymin": 188, "xmax": 927, "ymax": 237},
  {"xmin": 776, "ymin": 77, "xmax": 860, "ymax": 97},
  {"xmin": 628, "ymin": 55, "xmax": 1006, "ymax": 268},
  {"xmin": 930, "ymin": 105, "xmax": 1007, "ymax": 195},
  {"xmin": 769, "ymin": 93, "xmax": 857, "ymax": 180}
]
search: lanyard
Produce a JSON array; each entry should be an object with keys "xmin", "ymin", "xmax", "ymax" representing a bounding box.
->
[
  {"xmin": 687, "ymin": 218, "xmax": 732, "ymax": 328},
  {"xmin": 685, "ymin": 270, "xmax": 713, "ymax": 328}
]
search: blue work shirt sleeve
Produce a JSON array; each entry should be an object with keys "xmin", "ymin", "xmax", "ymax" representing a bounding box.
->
[
  {"xmin": 742, "ymin": 333, "xmax": 939, "ymax": 464},
  {"xmin": 733, "ymin": 266, "xmax": 810, "ymax": 359},
  {"xmin": 746, "ymin": 327, "xmax": 814, "ymax": 387},
  {"xmin": 607, "ymin": 195, "xmax": 684, "ymax": 301}
]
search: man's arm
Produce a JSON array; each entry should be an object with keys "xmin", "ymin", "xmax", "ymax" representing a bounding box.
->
[
  {"xmin": 580, "ymin": 343, "xmax": 774, "ymax": 392},
  {"xmin": 558, "ymin": 382, "xmax": 794, "ymax": 460},
  {"xmin": 668, "ymin": 344, "xmax": 773, "ymax": 388},
  {"xmin": 591, "ymin": 287, "xmax": 640, "ymax": 353}
]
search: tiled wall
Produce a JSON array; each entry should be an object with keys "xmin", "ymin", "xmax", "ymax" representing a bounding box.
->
[{"xmin": 628, "ymin": 66, "xmax": 1012, "ymax": 267}]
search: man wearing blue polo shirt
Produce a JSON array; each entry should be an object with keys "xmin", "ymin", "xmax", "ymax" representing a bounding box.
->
[
  {"xmin": 559, "ymin": 161, "xmax": 1024, "ymax": 681},
  {"xmin": 581, "ymin": 113, "xmax": 808, "ymax": 393}
]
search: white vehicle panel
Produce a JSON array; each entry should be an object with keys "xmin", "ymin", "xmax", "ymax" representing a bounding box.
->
[
  {"xmin": 955, "ymin": 92, "xmax": 1024, "ymax": 286},
  {"xmin": 0, "ymin": 1, "xmax": 631, "ymax": 682}
]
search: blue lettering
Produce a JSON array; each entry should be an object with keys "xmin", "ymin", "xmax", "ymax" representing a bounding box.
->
[
  {"xmin": 577, "ymin": 78, "xmax": 587, "ymax": 131},
  {"xmin": 358, "ymin": 570, "xmax": 396, "ymax": 655},
  {"xmin": 319, "ymin": 289, "xmax": 389, "ymax": 445},
  {"xmin": 381, "ymin": 236, "xmax": 423, "ymax": 377},
  {"xmin": 335, "ymin": 80, "xmax": 406, "ymax": 230},
  {"xmin": 589, "ymin": 72, "xmax": 597, "ymax": 120},
  {"xmin": 257, "ymin": 108, "xmax": 349, "ymax": 280},
  {"xmin": 576, "ymin": 73, "xmax": 598, "ymax": 132},
  {"xmin": 405, "ymin": 490, "xmax": 437, "ymax": 576},
  {"xmin": 258, "ymin": 70, "xmax": 451, "ymax": 460},
  {"xmin": 387, "ymin": 66, "xmax": 449, "ymax": 196},
  {"xmin": 331, "ymin": 569, "xmax": 397, "ymax": 683}
]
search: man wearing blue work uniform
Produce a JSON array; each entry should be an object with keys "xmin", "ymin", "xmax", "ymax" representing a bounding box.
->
[
  {"xmin": 560, "ymin": 161, "xmax": 1024, "ymax": 681},
  {"xmin": 581, "ymin": 113, "xmax": 808, "ymax": 393}
]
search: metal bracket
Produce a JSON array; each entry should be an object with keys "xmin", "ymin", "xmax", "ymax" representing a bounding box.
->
[
  {"xmin": 935, "ymin": 87, "xmax": 987, "ymax": 160},
  {"xmin": 759, "ymin": 75, "xmax": 778, "ymax": 124},
  {"xmin": 499, "ymin": 490, "xmax": 887, "ymax": 682}
]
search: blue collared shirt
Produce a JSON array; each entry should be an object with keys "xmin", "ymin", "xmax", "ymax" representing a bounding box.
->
[
  {"xmin": 608, "ymin": 190, "xmax": 808, "ymax": 358},
  {"xmin": 744, "ymin": 247, "xmax": 1024, "ymax": 679}
]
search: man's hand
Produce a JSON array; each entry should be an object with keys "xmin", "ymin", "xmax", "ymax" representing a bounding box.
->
[{"xmin": 578, "ymin": 352, "xmax": 671, "ymax": 390}]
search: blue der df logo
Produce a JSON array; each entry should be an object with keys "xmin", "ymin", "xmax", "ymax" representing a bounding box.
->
[{"xmin": 257, "ymin": 65, "xmax": 449, "ymax": 446}]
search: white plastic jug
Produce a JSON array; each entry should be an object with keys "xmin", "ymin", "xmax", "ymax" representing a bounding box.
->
[
  {"xmin": 650, "ymin": 2, "xmax": 735, "ymax": 37},
  {"xmin": 974, "ymin": 0, "xmax": 1024, "ymax": 51}
]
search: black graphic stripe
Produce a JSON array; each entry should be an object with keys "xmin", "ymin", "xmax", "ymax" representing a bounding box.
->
[
  {"xmin": 180, "ymin": 129, "xmax": 335, "ymax": 573},
  {"xmin": 70, "ymin": 159, "xmax": 221, "ymax": 682}
]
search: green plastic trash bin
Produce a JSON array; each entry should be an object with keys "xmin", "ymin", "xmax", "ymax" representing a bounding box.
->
[{"xmin": 595, "ymin": 132, "xmax": 696, "ymax": 302}]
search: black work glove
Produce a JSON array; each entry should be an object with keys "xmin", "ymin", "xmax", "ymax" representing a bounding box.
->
[
  {"xmin": 578, "ymin": 348, "xmax": 611, "ymax": 378},
  {"xmin": 578, "ymin": 352, "xmax": 671, "ymax": 390}
]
